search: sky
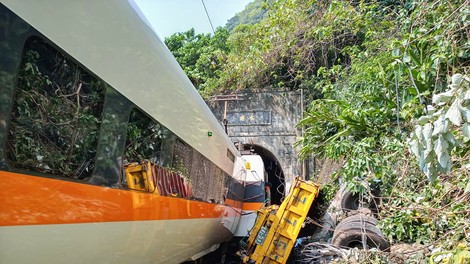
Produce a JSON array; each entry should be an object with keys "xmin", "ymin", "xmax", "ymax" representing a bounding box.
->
[{"xmin": 134, "ymin": 0, "xmax": 253, "ymax": 39}]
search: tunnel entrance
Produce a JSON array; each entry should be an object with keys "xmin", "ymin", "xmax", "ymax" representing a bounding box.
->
[
  {"xmin": 209, "ymin": 91, "xmax": 307, "ymax": 200},
  {"xmin": 242, "ymin": 144, "xmax": 285, "ymax": 205}
]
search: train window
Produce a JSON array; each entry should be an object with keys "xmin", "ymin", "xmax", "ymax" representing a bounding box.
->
[
  {"xmin": 6, "ymin": 37, "xmax": 105, "ymax": 178},
  {"xmin": 227, "ymin": 149, "xmax": 235, "ymax": 162},
  {"xmin": 0, "ymin": 4, "xmax": 33, "ymax": 170},
  {"xmin": 124, "ymin": 108, "xmax": 164, "ymax": 164}
]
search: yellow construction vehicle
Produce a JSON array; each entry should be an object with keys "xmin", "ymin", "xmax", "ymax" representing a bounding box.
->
[{"xmin": 238, "ymin": 177, "xmax": 320, "ymax": 264}]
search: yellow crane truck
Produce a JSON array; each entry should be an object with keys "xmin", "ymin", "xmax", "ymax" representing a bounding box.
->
[{"xmin": 238, "ymin": 177, "xmax": 320, "ymax": 264}]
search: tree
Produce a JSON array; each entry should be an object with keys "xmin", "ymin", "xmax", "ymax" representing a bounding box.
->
[{"xmin": 164, "ymin": 28, "xmax": 230, "ymax": 94}]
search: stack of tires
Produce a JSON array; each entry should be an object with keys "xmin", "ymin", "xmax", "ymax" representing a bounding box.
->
[{"xmin": 331, "ymin": 189, "xmax": 389, "ymax": 251}]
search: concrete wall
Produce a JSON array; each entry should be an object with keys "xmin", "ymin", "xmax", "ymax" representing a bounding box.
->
[{"xmin": 208, "ymin": 90, "xmax": 306, "ymax": 192}]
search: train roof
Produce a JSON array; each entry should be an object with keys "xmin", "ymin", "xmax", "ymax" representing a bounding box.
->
[{"xmin": 2, "ymin": 0, "xmax": 240, "ymax": 174}]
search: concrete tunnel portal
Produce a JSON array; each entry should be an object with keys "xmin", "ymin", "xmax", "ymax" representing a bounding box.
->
[{"xmin": 209, "ymin": 91, "xmax": 309, "ymax": 203}]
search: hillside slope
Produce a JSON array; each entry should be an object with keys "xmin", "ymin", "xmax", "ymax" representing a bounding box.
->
[{"xmin": 165, "ymin": 0, "xmax": 470, "ymax": 261}]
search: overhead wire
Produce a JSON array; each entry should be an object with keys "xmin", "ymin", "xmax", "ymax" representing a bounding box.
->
[{"xmin": 201, "ymin": 0, "xmax": 215, "ymax": 34}]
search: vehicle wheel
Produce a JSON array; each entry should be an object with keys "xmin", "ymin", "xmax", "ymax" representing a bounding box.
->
[
  {"xmin": 340, "ymin": 191, "xmax": 380, "ymax": 215},
  {"xmin": 337, "ymin": 213, "xmax": 378, "ymax": 227},
  {"xmin": 332, "ymin": 221, "xmax": 389, "ymax": 251},
  {"xmin": 340, "ymin": 191, "xmax": 360, "ymax": 212}
]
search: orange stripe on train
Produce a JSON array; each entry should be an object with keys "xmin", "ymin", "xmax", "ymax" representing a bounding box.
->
[
  {"xmin": 242, "ymin": 202, "xmax": 264, "ymax": 211},
  {"xmin": 0, "ymin": 171, "xmax": 240, "ymax": 226}
]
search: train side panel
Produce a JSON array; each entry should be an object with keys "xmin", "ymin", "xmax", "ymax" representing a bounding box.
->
[
  {"xmin": 0, "ymin": 1, "xmax": 247, "ymax": 263},
  {"xmin": 0, "ymin": 172, "xmax": 232, "ymax": 264}
]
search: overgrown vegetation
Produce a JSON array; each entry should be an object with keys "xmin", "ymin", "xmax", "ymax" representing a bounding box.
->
[
  {"xmin": 166, "ymin": 0, "xmax": 470, "ymax": 258},
  {"xmin": 164, "ymin": 28, "xmax": 230, "ymax": 94},
  {"xmin": 225, "ymin": 0, "xmax": 269, "ymax": 32},
  {"xmin": 8, "ymin": 37, "xmax": 105, "ymax": 178}
]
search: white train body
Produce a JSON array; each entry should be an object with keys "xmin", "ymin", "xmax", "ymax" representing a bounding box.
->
[{"xmin": 0, "ymin": 1, "xmax": 251, "ymax": 263}]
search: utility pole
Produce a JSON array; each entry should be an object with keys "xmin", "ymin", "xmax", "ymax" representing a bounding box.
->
[{"xmin": 209, "ymin": 94, "xmax": 245, "ymax": 135}]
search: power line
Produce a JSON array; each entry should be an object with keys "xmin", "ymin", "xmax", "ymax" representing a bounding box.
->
[{"xmin": 201, "ymin": 0, "xmax": 215, "ymax": 34}]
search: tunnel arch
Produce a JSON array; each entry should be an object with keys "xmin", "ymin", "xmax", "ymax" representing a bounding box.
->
[{"xmin": 241, "ymin": 144, "xmax": 285, "ymax": 205}]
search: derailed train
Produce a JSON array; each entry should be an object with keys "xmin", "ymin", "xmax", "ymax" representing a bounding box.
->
[{"xmin": 0, "ymin": 1, "xmax": 266, "ymax": 263}]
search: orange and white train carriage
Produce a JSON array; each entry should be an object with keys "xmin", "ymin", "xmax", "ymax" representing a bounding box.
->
[{"xmin": 0, "ymin": 1, "xmax": 262, "ymax": 263}]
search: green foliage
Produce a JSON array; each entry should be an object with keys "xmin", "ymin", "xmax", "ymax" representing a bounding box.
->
[
  {"xmin": 319, "ymin": 183, "xmax": 339, "ymax": 204},
  {"xmin": 225, "ymin": 0, "xmax": 269, "ymax": 32},
  {"xmin": 297, "ymin": 99, "xmax": 394, "ymax": 159},
  {"xmin": 8, "ymin": 38, "xmax": 105, "ymax": 178},
  {"xmin": 291, "ymin": 0, "xmax": 469, "ymax": 248},
  {"xmin": 408, "ymin": 74, "xmax": 470, "ymax": 182},
  {"xmin": 164, "ymin": 0, "xmax": 470, "ymax": 248},
  {"xmin": 164, "ymin": 28, "xmax": 230, "ymax": 94},
  {"xmin": 204, "ymin": 0, "xmax": 366, "ymax": 93},
  {"xmin": 379, "ymin": 163, "xmax": 469, "ymax": 246},
  {"xmin": 297, "ymin": 0, "xmax": 468, "ymax": 181},
  {"xmin": 125, "ymin": 109, "xmax": 163, "ymax": 162},
  {"xmin": 392, "ymin": 0, "xmax": 468, "ymax": 95}
]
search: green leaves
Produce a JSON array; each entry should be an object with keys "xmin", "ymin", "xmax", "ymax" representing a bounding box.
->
[
  {"xmin": 408, "ymin": 74, "xmax": 470, "ymax": 182},
  {"xmin": 8, "ymin": 38, "xmax": 105, "ymax": 178},
  {"xmin": 161, "ymin": 0, "xmax": 470, "ymax": 249},
  {"xmin": 446, "ymin": 99, "xmax": 463, "ymax": 126},
  {"xmin": 164, "ymin": 28, "xmax": 230, "ymax": 94}
]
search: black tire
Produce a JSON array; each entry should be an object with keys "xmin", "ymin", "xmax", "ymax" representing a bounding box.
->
[
  {"xmin": 341, "ymin": 191, "xmax": 380, "ymax": 215},
  {"xmin": 337, "ymin": 213, "xmax": 378, "ymax": 227},
  {"xmin": 332, "ymin": 221, "xmax": 390, "ymax": 251},
  {"xmin": 340, "ymin": 191, "xmax": 360, "ymax": 212}
]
